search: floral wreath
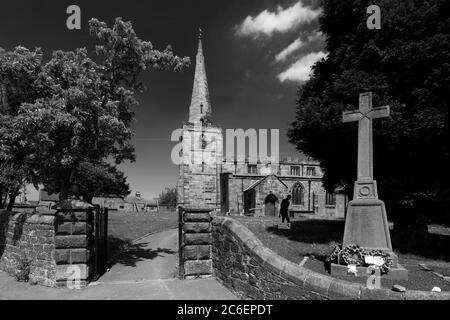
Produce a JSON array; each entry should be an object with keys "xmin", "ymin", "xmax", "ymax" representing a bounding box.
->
[{"xmin": 326, "ymin": 244, "xmax": 393, "ymax": 275}]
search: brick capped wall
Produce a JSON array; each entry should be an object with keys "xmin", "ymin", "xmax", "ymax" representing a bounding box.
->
[
  {"xmin": 0, "ymin": 210, "xmax": 56, "ymax": 287},
  {"xmin": 212, "ymin": 216, "xmax": 450, "ymax": 300}
]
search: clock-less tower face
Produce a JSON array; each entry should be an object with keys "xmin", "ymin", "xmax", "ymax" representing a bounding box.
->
[{"xmin": 176, "ymin": 31, "xmax": 223, "ymax": 210}]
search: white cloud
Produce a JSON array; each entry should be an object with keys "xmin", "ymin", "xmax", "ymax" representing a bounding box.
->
[
  {"xmin": 306, "ymin": 30, "xmax": 323, "ymax": 42},
  {"xmin": 235, "ymin": 1, "xmax": 321, "ymax": 38},
  {"xmin": 277, "ymin": 51, "xmax": 327, "ymax": 82},
  {"xmin": 275, "ymin": 38, "xmax": 303, "ymax": 62},
  {"xmin": 275, "ymin": 31, "xmax": 324, "ymax": 62}
]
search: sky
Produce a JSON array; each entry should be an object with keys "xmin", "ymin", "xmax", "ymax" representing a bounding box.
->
[{"xmin": 0, "ymin": 0, "xmax": 326, "ymax": 200}]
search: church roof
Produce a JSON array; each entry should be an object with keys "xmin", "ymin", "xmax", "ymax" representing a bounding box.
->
[
  {"xmin": 189, "ymin": 28, "xmax": 212, "ymax": 124},
  {"xmin": 244, "ymin": 174, "xmax": 288, "ymax": 192}
]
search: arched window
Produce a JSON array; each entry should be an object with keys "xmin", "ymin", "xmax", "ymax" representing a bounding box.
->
[
  {"xmin": 292, "ymin": 183, "xmax": 304, "ymax": 205},
  {"xmin": 200, "ymin": 104, "xmax": 203, "ymax": 114}
]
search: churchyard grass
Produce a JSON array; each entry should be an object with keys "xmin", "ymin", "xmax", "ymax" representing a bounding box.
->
[
  {"xmin": 107, "ymin": 209, "xmax": 178, "ymax": 261},
  {"xmin": 236, "ymin": 216, "xmax": 450, "ymax": 292}
]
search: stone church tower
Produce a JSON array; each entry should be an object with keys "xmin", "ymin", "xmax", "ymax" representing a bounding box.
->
[{"xmin": 177, "ymin": 31, "xmax": 223, "ymax": 210}]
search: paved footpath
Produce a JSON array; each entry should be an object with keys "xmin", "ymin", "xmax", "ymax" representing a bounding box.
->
[{"xmin": 0, "ymin": 229, "xmax": 238, "ymax": 300}]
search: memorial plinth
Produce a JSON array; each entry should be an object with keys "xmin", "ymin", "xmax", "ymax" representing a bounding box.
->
[{"xmin": 331, "ymin": 92, "xmax": 408, "ymax": 280}]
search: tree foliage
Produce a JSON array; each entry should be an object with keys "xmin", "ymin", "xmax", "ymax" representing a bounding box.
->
[
  {"xmin": 70, "ymin": 161, "xmax": 130, "ymax": 204},
  {"xmin": 288, "ymin": 0, "xmax": 450, "ymax": 219},
  {"xmin": 0, "ymin": 18, "xmax": 190, "ymax": 205},
  {"xmin": 0, "ymin": 47, "xmax": 44, "ymax": 209},
  {"xmin": 158, "ymin": 187, "xmax": 177, "ymax": 208}
]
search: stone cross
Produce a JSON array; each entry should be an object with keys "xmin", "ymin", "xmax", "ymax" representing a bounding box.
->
[
  {"xmin": 343, "ymin": 92, "xmax": 389, "ymax": 181},
  {"xmin": 334, "ymin": 92, "xmax": 408, "ymax": 280}
]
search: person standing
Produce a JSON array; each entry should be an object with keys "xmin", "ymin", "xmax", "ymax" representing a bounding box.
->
[{"xmin": 279, "ymin": 195, "xmax": 291, "ymax": 223}]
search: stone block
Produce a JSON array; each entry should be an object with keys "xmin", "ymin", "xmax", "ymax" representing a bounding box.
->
[
  {"xmin": 26, "ymin": 214, "xmax": 54, "ymax": 225},
  {"xmin": 184, "ymin": 259, "xmax": 212, "ymax": 276},
  {"xmin": 304, "ymin": 273, "xmax": 333, "ymax": 296},
  {"xmin": 55, "ymin": 235, "xmax": 87, "ymax": 249},
  {"xmin": 330, "ymin": 263, "xmax": 408, "ymax": 281},
  {"xmin": 184, "ymin": 233, "xmax": 212, "ymax": 245},
  {"xmin": 55, "ymin": 249, "xmax": 70, "ymax": 264},
  {"xmin": 56, "ymin": 222, "xmax": 72, "ymax": 235},
  {"xmin": 183, "ymin": 222, "xmax": 212, "ymax": 233},
  {"xmin": 70, "ymin": 249, "xmax": 90, "ymax": 264},
  {"xmin": 55, "ymin": 264, "xmax": 91, "ymax": 281},
  {"xmin": 184, "ymin": 213, "xmax": 211, "ymax": 222},
  {"xmin": 328, "ymin": 279, "xmax": 362, "ymax": 300},
  {"xmin": 72, "ymin": 222, "xmax": 92, "ymax": 235},
  {"xmin": 183, "ymin": 245, "xmax": 212, "ymax": 260},
  {"xmin": 55, "ymin": 211, "xmax": 93, "ymax": 222},
  {"xmin": 359, "ymin": 286, "xmax": 405, "ymax": 300}
]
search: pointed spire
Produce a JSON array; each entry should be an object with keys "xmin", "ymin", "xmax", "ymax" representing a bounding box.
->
[{"xmin": 189, "ymin": 28, "xmax": 211, "ymax": 124}]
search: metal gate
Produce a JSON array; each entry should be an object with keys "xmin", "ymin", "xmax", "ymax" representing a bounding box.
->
[{"xmin": 93, "ymin": 205, "xmax": 108, "ymax": 280}]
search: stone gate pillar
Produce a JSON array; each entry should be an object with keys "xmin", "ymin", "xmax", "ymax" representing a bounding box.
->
[
  {"xmin": 53, "ymin": 199, "xmax": 94, "ymax": 287},
  {"xmin": 179, "ymin": 207, "xmax": 213, "ymax": 279}
]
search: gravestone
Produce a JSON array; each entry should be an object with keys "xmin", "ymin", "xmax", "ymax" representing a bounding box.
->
[
  {"xmin": 331, "ymin": 92, "xmax": 408, "ymax": 280},
  {"xmin": 277, "ymin": 222, "xmax": 291, "ymax": 230}
]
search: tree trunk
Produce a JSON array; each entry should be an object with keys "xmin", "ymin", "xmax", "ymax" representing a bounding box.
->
[
  {"xmin": 6, "ymin": 193, "xmax": 17, "ymax": 211},
  {"xmin": 59, "ymin": 184, "xmax": 70, "ymax": 201},
  {"xmin": 59, "ymin": 167, "xmax": 74, "ymax": 201}
]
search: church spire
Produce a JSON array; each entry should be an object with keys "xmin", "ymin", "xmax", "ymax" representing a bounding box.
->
[{"xmin": 189, "ymin": 28, "xmax": 211, "ymax": 124}]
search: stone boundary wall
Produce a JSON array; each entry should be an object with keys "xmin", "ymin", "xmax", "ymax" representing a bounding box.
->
[
  {"xmin": 179, "ymin": 207, "xmax": 213, "ymax": 278},
  {"xmin": 0, "ymin": 210, "xmax": 56, "ymax": 287},
  {"xmin": 212, "ymin": 216, "xmax": 450, "ymax": 300},
  {"xmin": 0, "ymin": 199, "xmax": 97, "ymax": 288}
]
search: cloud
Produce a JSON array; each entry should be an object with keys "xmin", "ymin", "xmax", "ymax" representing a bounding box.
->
[
  {"xmin": 235, "ymin": 1, "xmax": 321, "ymax": 38},
  {"xmin": 277, "ymin": 51, "xmax": 327, "ymax": 82},
  {"xmin": 306, "ymin": 30, "xmax": 323, "ymax": 42},
  {"xmin": 275, "ymin": 38, "xmax": 303, "ymax": 62},
  {"xmin": 275, "ymin": 31, "xmax": 324, "ymax": 62}
]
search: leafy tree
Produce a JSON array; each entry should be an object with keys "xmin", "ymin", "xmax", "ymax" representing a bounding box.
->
[
  {"xmin": 159, "ymin": 187, "xmax": 177, "ymax": 208},
  {"xmin": 69, "ymin": 161, "xmax": 130, "ymax": 204},
  {"xmin": 7, "ymin": 18, "xmax": 190, "ymax": 201},
  {"xmin": 288, "ymin": 0, "xmax": 450, "ymax": 239},
  {"xmin": 0, "ymin": 47, "xmax": 44, "ymax": 209}
]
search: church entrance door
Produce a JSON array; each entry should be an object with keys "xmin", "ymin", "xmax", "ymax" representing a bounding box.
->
[
  {"xmin": 264, "ymin": 194, "xmax": 278, "ymax": 217},
  {"xmin": 244, "ymin": 189, "xmax": 256, "ymax": 214}
]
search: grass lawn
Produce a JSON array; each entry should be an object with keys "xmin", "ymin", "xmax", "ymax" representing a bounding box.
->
[
  {"xmin": 107, "ymin": 209, "xmax": 178, "ymax": 261},
  {"xmin": 235, "ymin": 216, "xmax": 450, "ymax": 292}
]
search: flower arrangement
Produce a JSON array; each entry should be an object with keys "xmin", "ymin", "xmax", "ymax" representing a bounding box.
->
[{"xmin": 326, "ymin": 244, "xmax": 393, "ymax": 275}]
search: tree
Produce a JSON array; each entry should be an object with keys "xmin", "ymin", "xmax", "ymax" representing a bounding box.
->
[
  {"xmin": 70, "ymin": 161, "xmax": 130, "ymax": 204},
  {"xmin": 12, "ymin": 18, "xmax": 190, "ymax": 201},
  {"xmin": 288, "ymin": 0, "xmax": 450, "ymax": 240},
  {"xmin": 0, "ymin": 47, "xmax": 44, "ymax": 209},
  {"xmin": 159, "ymin": 187, "xmax": 177, "ymax": 208}
]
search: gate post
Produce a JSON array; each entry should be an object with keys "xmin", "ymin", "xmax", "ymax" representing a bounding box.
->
[
  {"xmin": 179, "ymin": 207, "xmax": 213, "ymax": 279},
  {"xmin": 52, "ymin": 199, "xmax": 94, "ymax": 288}
]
